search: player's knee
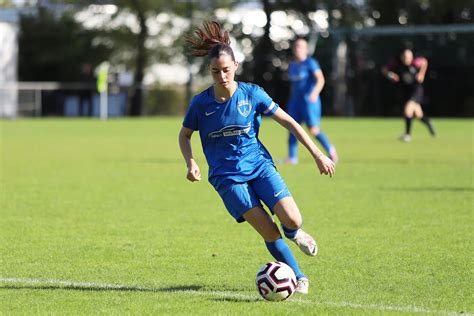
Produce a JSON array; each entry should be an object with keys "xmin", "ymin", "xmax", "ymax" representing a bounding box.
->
[
  {"xmin": 284, "ymin": 216, "xmax": 302, "ymax": 230},
  {"xmin": 309, "ymin": 127, "xmax": 320, "ymax": 136}
]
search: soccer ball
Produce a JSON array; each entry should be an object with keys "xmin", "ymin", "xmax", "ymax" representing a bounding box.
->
[{"xmin": 256, "ymin": 261, "xmax": 297, "ymax": 301}]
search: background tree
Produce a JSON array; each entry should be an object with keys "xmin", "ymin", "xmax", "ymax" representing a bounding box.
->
[
  {"xmin": 18, "ymin": 9, "xmax": 111, "ymax": 81},
  {"xmin": 14, "ymin": 0, "xmax": 474, "ymax": 116}
]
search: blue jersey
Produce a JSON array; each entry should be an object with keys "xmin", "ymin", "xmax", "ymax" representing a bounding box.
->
[
  {"xmin": 288, "ymin": 57, "xmax": 321, "ymax": 97},
  {"xmin": 182, "ymin": 82, "xmax": 279, "ymax": 190}
]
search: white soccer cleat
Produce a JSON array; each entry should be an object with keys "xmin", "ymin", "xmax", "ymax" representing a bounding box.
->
[
  {"xmin": 291, "ymin": 229, "xmax": 318, "ymax": 256},
  {"xmin": 279, "ymin": 157, "xmax": 298, "ymax": 165},
  {"xmin": 399, "ymin": 134, "xmax": 412, "ymax": 142},
  {"xmin": 295, "ymin": 277, "xmax": 309, "ymax": 294}
]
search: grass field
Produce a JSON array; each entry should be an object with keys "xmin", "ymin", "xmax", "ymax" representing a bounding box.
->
[{"xmin": 1, "ymin": 117, "xmax": 472, "ymax": 315}]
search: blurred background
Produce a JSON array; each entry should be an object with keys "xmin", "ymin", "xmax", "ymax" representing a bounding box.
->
[{"xmin": 1, "ymin": 0, "xmax": 473, "ymax": 119}]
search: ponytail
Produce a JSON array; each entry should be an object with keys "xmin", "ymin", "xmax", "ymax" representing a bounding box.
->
[{"xmin": 186, "ymin": 21, "xmax": 235, "ymax": 61}]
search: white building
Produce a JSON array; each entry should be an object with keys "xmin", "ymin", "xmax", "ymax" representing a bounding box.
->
[{"xmin": 0, "ymin": 9, "xmax": 19, "ymax": 118}]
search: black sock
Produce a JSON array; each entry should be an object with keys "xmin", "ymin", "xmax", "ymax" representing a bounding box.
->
[
  {"xmin": 405, "ymin": 117, "xmax": 413, "ymax": 135},
  {"xmin": 420, "ymin": 116, "xmax": 436, "ymax": 136}
]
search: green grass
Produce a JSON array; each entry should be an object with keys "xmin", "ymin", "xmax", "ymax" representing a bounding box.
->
[{"xmin": 1, "ymin": 117, "xmax": 473, "ymax": 315}]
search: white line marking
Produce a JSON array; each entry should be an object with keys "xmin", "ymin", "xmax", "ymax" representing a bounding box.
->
[{"xmin": 0, "ymin": 277, "xmax": 470, "ymax": 315}]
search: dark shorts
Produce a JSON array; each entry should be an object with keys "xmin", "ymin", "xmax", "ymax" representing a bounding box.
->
[{"xmin": 404, "ymin": 85, "xmax": 424, "ymax": 105}]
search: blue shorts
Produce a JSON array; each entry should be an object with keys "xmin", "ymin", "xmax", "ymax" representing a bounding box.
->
[
  {"xmin": 287, "ymin": 96, "xmax": 321, "ymax": 128},
  {"xmin": 216, "ymin": 167, "xmax": 291, "ymax": 223}
]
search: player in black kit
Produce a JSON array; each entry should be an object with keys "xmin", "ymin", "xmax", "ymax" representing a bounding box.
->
[{"xmin": 382, "ymin": 49, "xmax": 436, "ymax": 142}]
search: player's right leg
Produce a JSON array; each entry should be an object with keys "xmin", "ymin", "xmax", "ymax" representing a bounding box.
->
[
  {"xmin": 216, "ymin": 180, "xmax": 306, "ymax": 281},
  {"xmin": 400, "ymin": 100, "xmax": 416, "ymax": 142},
  {"xmin": 243, "ymin": 206, "xmax": 307, "ymax": 281}
]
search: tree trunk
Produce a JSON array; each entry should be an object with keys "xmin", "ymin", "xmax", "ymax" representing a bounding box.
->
[
  {"xmin": 129, "ymin": 0, "xmax": 147, "ymax": 116},
  {"xmin": 253, "ymin": 0, "xmax": 272, "ymax": 88}
]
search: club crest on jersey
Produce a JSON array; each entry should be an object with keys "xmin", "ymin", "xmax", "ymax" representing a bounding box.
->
[{"xmin": 237, "ymin": 100, "xmax": 252, "ymax": 117}]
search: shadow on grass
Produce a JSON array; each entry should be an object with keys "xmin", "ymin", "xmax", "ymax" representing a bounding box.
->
[
  {"xmin": 211, "ymin": 296, "xmax": 261, "ymax": 303},
  {"xmin": 0, "ymin": 284, "xmax": 203, "ymax": 293}
]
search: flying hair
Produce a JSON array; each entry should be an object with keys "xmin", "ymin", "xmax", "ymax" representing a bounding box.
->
[{"xmin": 186, "ymin": 21, "xmax": 234, "ymax": 60}]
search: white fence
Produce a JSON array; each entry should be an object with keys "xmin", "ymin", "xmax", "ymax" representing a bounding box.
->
[{"xmin": 0, "ymin": 82, "xmax": 120, "ymax": 119}]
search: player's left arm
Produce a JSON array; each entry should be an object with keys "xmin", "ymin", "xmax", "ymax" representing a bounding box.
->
[
  {"xmin": 272, "ymin": 108, "xmax": 335, "ymax": 177},
  {"xmin": 414, "ymin": 57, "xmax": 428, "ymax": 83},
  {"xmin": 309, "ymin": 69, "xmax": 325, "ymax": 103}
]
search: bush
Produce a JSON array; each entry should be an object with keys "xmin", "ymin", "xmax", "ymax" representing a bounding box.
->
[{"xmin": 144, "ymin": 85, "xmax": 186, "ymax": 116}]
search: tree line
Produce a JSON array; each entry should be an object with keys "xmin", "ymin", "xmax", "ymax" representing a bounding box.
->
[{"xmin": 16, "ymin": 0, "xmax": 474, "ymax": 116}]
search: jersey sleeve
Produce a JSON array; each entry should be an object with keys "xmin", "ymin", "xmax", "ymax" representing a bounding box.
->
[
  {"xmin": 309, "ymin": 58, "xmax": 321, "ymax": 73},
  {"xmin": 182, "ymin": 97, "xmax": 199, "ymax": 131},
  {"xmin": 412, "ymin": 57, "xmax": 425, "ymax": 68},
  {"xmin": 253, "ymin": 85, "xmax": 279, "ymax": 116}
]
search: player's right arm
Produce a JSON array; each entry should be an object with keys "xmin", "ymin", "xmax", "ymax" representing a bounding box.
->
[
  {"xmin": 382, "ymin": 64, "xmax": 399, "ymax": 82},
  {"xmin": 178, "ymin": 127, "xmax": 201, "ymax": 182}
]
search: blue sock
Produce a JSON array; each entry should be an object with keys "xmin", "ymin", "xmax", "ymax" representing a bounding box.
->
[
  {"xmin": 288, "ymin": 133, "xmax": 298, "ymax": 160},
  {"xmin": 265, "ymin": 238, "xmax": 305, "ymax": 279},
  {"xmin": 281, "ymin": 225, "xmax": 299, "ymax": 239},
  {"xmin": 315, "ymin": 131, "xmax": 331, "ymax": 154}
]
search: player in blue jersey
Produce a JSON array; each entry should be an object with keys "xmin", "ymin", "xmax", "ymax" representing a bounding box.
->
[
  {"xmin": 283, "ymin": 38, "xmax": 338, "ymax": 165},
  {"xmin": 179, "ymin": 21, "xmax": 335, "ymax": 294}
]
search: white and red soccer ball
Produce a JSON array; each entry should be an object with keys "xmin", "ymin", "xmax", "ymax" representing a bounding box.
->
[{"xmin": 255, "ymin": 261, "xmax": 297, "ymax": 301}]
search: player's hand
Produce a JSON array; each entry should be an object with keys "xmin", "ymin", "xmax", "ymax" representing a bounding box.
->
[
  {"xmin": 315, "ymin": 155, "xmax": 335, "ymax": 177},
  {"xmin": 309, "ymin": 92, "xmax": 319, "ymax": 103},
  {"xmin": 186, "ymin": 161, "xmax": 201, "ymax": 182},
  {"xmin": 416, "ymin": 73, "xmax": 425, "ymax": 83},
  {"xmin": 388, "ymin": 72, "xmax": 399, "ymax": 82}
]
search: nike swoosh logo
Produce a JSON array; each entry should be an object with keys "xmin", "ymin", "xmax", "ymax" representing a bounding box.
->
[
  {"xmin": 274, "ymin": 189, "xmax": 285, "ymax": 197},
  {"xmin": 205, "ymin": 111, "xmax": 217, "ymax": 116}
]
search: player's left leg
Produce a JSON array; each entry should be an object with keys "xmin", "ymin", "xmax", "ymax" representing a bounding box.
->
[
  {"xmin": 272, "ymin": 199, "xmax": 317, "ymax": 292},
  {"xmin": 287, "ymin": 134, "xmax": 299, "ymax": 164},
  {"xmin": 251, "ymin": 169, "xmax": 317, "ymax": 257},
  {"xmin": 272, "ymin": 197, "xmax": 317, "ymax": 257},
  {"xmin": 306, "ymin": 100, "xmax": 338, "ymax": 163},
  {"xmin": 284, "ymin": 99, "xmax": 302, "ymax": 164},
  {"xmin": 413, "ymin": 102, "xmax": 436, "ymax": 136}
]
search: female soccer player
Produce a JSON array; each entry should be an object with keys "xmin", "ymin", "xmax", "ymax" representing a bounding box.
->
[
  {"xmin": 178, "ymin": 21, "xmax": 335, "ymax": 294},
  {"xmin": 283, "ymin": 38, "xmax": 338, "ymax": 165},
  {"xmin": 382, "ymin": 49, "xmax": 436, "ymax": 142}
]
